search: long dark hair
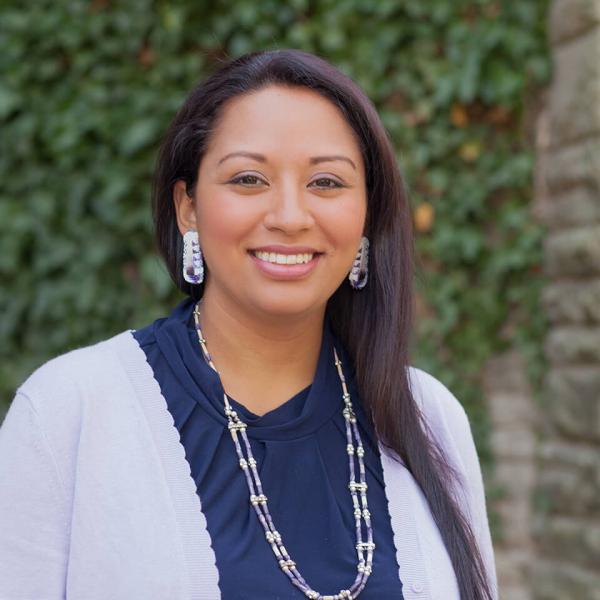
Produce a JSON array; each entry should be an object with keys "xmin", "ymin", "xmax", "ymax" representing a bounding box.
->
[{"xmin": 152, "ymin": 49, "xmax": 493, "ymax": 600}]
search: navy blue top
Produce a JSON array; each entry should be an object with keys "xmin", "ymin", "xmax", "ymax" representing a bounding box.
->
[{"xmin": 132, "ymin": 297, "xmax": 404, "ymax": 599}]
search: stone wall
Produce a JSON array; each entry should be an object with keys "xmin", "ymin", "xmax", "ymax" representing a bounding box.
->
[
  {"xmin": 485, "ymin": 2, "xmax": 600, "ymax": 598},
  {"xmin": 532, "ymin": 0, "xmax": 600, "ymax": 598}
]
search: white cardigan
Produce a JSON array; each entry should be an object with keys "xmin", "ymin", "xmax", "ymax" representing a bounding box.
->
[{"xmin": 0, "ymin": 330, "xmax": 498, "ymax": 599}]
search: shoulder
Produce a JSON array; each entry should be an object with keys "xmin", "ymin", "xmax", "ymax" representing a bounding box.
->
[
  {"xmin": 15, "ymin": 329, "xmax": 135, "ymax": 417},
  {"xmin": 406, "ymin": 365, "xmax": 471, "ymax": 442},
  {"xmin": 405, "ymin": 365, "xmax": 484, "ymax": 514}
]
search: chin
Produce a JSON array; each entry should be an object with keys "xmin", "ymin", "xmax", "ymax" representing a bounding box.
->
[{"xmin": 250, "ymin": 293, "xmax": 323, "ymax": 320}]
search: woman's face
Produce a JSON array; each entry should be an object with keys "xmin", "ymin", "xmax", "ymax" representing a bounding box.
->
[{"xmin": 174, "ymin": 84, "xmax": 367, "ymax": 320}]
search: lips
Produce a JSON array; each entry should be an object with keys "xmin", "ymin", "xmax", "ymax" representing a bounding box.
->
[
  {"xmin": 249, "ymin": 245, "xmax": 322, "ymax": 254},
  {"xmin": 248, "ymin": 249, "xmax": 322, "ymax": 280}
]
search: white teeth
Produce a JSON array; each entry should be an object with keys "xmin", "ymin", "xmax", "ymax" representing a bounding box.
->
[{"xmin": 253, "ymin": 251, "xmax": 315, "ymax": 265}]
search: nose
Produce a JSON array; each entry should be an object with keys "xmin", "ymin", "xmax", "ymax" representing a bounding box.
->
[{"xmin": 262, "ymin": 182, "xmax": 315, "ymax": 233}]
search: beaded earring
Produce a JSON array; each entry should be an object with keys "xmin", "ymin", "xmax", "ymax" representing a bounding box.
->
[
  {"xmin": 348, "ymin": 236, "xmax": 369, "ymax": 290},
  {"xmin": 182, "ymin": 229, "xmax": 204, "ymax": 284}
]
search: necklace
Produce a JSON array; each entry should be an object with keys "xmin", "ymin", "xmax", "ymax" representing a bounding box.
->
[{"xmin": 192, "ymin": 300, "xmax": 375, "ymax": 600}]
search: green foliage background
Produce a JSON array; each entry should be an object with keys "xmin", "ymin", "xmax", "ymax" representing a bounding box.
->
[{"xmin": 1, "ymin": 0, "xmax": 550, "ymax": 536}]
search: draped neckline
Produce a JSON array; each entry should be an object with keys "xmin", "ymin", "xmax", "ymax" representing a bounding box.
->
[{"xmin": 153, "ymin": 297, "xmax": 360, "ymax": 442}]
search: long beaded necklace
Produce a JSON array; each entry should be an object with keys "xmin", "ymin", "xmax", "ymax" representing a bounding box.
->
[{"xmin": 192, "ymin": 300, "xmax": 375, "ymax": 599}]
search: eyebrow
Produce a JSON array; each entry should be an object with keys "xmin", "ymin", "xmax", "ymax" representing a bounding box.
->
[{"xmin": 218, "ymin": 151, "xmax": 356, "ymax": 171}]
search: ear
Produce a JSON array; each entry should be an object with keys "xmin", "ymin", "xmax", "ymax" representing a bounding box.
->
[{"xmin": 173, "ymin": 180, "xmax": 198, "ymax": 236}]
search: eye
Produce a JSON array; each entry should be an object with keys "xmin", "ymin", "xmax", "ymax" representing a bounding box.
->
[
  {"xmin": 310, "ymin": 177, "xmax": 344, "ymax": 189},
  {"xmin": 229, "ymin": 174, "xmax": 267, "ymax": 187}
]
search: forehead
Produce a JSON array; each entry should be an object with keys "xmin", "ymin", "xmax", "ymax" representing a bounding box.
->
[{"xmin": 206, "ymin": 85, "xmax": 363, "ymax": 165}]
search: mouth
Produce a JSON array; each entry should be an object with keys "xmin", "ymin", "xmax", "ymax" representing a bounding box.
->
[
  {"xmin": 247, "ymin": 249, "xmax": 324, "ymax": 280},
  {"xmin": 247, "ymin": 249, "xmax": 323, "ymax": 265}
]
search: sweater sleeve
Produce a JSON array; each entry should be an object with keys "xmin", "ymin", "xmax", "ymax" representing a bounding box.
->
[{"xmin": 0, "ymin": 391, "xmax": 69, "ymax": 600}]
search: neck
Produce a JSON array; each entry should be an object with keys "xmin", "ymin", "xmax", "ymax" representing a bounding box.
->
[{"xmin": 194, "ymin": 286, "xmax": 325, "ymax": 414}]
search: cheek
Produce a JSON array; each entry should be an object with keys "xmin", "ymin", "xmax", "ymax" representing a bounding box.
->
[
  {"xmin": 196, "ymin": 198, "xmax": 255, "ymax": 252},
  {"xmin": 321, "ymin": 199, "xmax": 367, "ymax": 254}
]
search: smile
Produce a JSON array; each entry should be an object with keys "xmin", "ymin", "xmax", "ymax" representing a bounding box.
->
[
  {"xmin": 247, "ymin": 250, "xmax": 323, "ymax": 280},
  {"xmin": 251, "ymin": 250, "xmax": 314, "ymax": 265}
]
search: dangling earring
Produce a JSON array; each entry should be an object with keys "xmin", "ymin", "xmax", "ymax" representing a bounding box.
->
[
  {"xmin": 348, "ymin": 236, "xmax": 369, "ymax": 290},
  {"xmin": 182, "ymin": 229, "xmax": 204, "ymax": 284}
]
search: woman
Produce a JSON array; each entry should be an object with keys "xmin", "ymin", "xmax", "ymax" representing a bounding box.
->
[{"xmin": 0, "ymin": 49, "xmax": 497, "ymax": 599}]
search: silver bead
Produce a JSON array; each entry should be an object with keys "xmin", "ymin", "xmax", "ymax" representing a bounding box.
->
[
  {"xmin": 349, "ymin": 481, "xmax": 368, "ymax": 492},
  {"xmin": 356, "ymin": 541, "xmax": 376, "ymax": 551},
  {"xmin": 266, "ymin": 530, "xmax": 282, "ymax": 544},
  {"xmin": 279, "ymin": 558, "xmax": 295, "ymax": 569},
  {"xmin": 249, "ymin": 493, "xmax": 268, "ymax": 506}
]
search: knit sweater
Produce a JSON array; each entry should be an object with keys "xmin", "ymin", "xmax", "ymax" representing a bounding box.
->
[{"xmin": 0, "ymin": 329, "xmax": 498, "ymax": 600}]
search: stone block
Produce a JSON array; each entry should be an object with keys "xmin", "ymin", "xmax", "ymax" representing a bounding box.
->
[
  {"xmin": 544, "ymin": 225, "xmax": 600, "ymax": 277},
  {"xmin": 496, "ymin": 460, "xmax": 538, "ymax": 496},
  {"xmin": 543, "ymin": 138, "xmax": 600, "ymax": 192},
  {"xmin": 488, "ymin": 390, "xmax": 538, "ymax": 427},
  {"xmin": 497, "ymin": 494, "xmax": 535, "ymax": 546},
  {"xmin": 550, "ymin": 0, "xmax": 600, "ymax": 44},
  {"xmin": 494, "ymin": 460, "xmax": 536, "ymax": 546},
  {"xmin": 485, "ymin": 352, "xmax": 538, "ymax": 445},
  {"xmin": 500, "ymin": 588, "xmax": 532, "ymax": 600},
  {"xmin": 535, "ymin": 185, "xmax": 600, "ymax": 229},
  {"xmin": 491, "ymin": 429, "xmax": 537, "ymax": 459},
  {"xmin": 536, "ymin": 440, "xmax": 600, "ymax": 515},
  {"xmin": 542, "ymin": 280, "xmax": 600, "ymax": 324},
  {"xmin": 495, "ymin": 550, "xmax": 532, "ymax": 586},
  {"xmin": 545, "ymin": 327, "xmax": 600, "ymax": 364},
  {"xmin": 533, "ymin": 516, "xmax": 600, "ymax": 570},
  {"xmin": 484, "ymin": 351, "xmax": 534, "ymax": 395},
  {"xmin": 532, "ymin": 559, "xmax": 600, "ymax": 599},
  {"xmin": 544, "ymin": 365, "xmax": 600, "ymax": 440},
  {"xmin": 548, "ymin": 28, "xmax": 600, "ymax": 146}
]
